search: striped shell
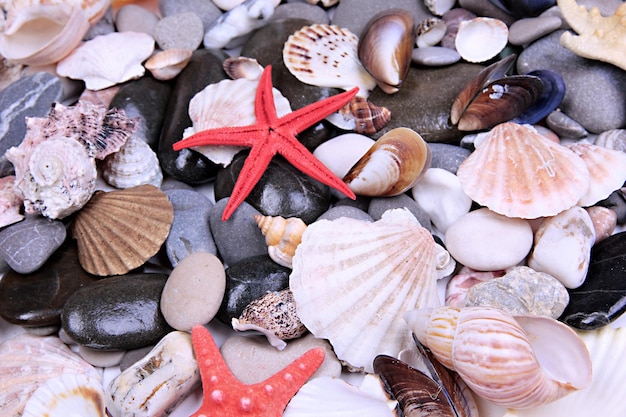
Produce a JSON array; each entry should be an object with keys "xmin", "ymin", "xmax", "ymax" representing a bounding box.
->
[
  {"xmin": 254, "ymin": 214, "xmax": 307, "ymax": 268},
  {"xmin": 22, "ymin": 374, "xmax": 105, "ymax": 417},
  {"xmin": 101, "ymin": 136, "xmax": 163, "ymax": 189},
  {"xmin": 290, "ymin": 208, "xmax": 440, "ymax": 373}
]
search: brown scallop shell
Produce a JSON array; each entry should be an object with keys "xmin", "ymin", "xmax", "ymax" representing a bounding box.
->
[{"xmin": 71, "ymin": 184, "xmax": 174, "ymax": 276}]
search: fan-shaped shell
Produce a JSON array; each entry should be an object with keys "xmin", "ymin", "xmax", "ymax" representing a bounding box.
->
[
  {"xmin": 283, "ymin": 23, "xmax": 378, "ymax": 98},
  {"xmin": 144, "ymin": 48, "xmax": 193, "ymax": 81},
  {"xmin": 56, "ymin": 32, "xmax": 155, "ymax": 91},
  {"xmin": 71, "ymin": 184, "xmax": 174, "ymax": 276},
  {"xmin": 455, "ymin": 17, "xmax": 509, "ymax": 63},
  {"xmin": 457, "ymin": 122, "xmax": 590, "ymax": 219},
  {"xmin": 290, "ymin": 208, "xmax": 441, "ymax": 373},
  {"xmin": 254, "ymin": 214, "xmax": 307, "ymax": 268},
  {"xmin": 405, "ymin": 306, "xmax": 592, "ymax": 409},
  {"xmin": 180, "ymin": 77, "xmax": 292, "ymax": 166},
  {"xmin": 343, "ymin": 127, "xmax": 431, "ymax": 197},
  {"xmin": 101, "ymin": 136, "xmax": 163, "ymax": 189},
  {"xmin": 0, "ymin": 333, "xmax": 101, "ymax": 417},
  {"xmin": 22, "ymin": 374, "xmax": 105, "ymax": 417}
]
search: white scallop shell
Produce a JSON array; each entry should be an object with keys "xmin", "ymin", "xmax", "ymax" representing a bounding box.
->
[
  {"xmin": 455, "ymin": 17, "xmax": 509, "ymax": 63},
  {"xmin": 457, "ymin": 122, "xmax": 590, "ymax": 219},
  {"xmin": 22, "ymin": 374, "xmax": 105, "ymax": 417},
  {"xmin": 0, "ymin": 334, "xmax": 101, "ymax": 417},
  {"xmin": 57, "ymin": 32, "xmax": 155, "ymax": 91},
  {"xmin": 290, "ymin": 208, "xmax": 441, "ymax": 373},
  {"xmin": 101, "ymin": 135, "xmax": 163, "ymax": 189},
  {"xmin": 180, "ymin": 77, "xmax": 291, "ymax": 166},
  {"xmin": 283, "ymin": 23, "xmax": 378, "ymax": 98}
]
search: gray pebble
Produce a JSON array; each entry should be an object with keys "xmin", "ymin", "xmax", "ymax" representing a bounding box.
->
[
  {"xmin": 508, "ymin": 16, "xmax": 562, "ymax": 46},
  {"xmin": 316, "ymin": 205, "xmax": 374, "ymax": 222},
  {"xmin": 119, "ymin": 345, "xmax": 154, "ymax": 372},
  {"xmin": 458, "ymin": 0, "xmax": 516, "ymax": 25},
  {"xmin": 78, "ymin": 345, "xmax": 125, "ymax": 368},
  {"xmin": 546, "ymin": 110, "xmax": 589, "ymax": 139},
  {"xmin": 154, "ymin": 12, "xmax": 205, "ymax": 50},
  {"xmin": 85, "ymin": 7, "xmax": 115, "ymax": 40},
  {"xmin": 272, "ymin": 2, "xmax": 330, "ymax": 24},
  {"xmin": 0, "ymin": 216, "xmax": 66, "ymax": 274},
  {"xmin": 428, "ymin": 143, "xmax": 471, "ymax": 174},
  {"xmin": 412, "ymin": 46, "xmax": 461, "ymax": 67},
  {"xmin": 159, "ymin": 0, "xmax": 223, "ymax": 30},
  {"xmin": 368, "ymin": 194, "xmax": 431, "ymax": 230},
  {"xmin": 115, "ymin": 4, "xmax": 160, "ymax": 35}
]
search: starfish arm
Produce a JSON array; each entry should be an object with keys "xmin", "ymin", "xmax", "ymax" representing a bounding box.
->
[
  {"xmin": 254, "ymin": 65, "xmax": 280, "ymax": 127},
  {"xmin": 221, "ymin": 139, "xmax": 275, "ymax": 221},
  {"xmin": 276, "ymin": 132, "xmax": 356, "ymax": 200},
  {"xmin": 172, "ymin": 125, "xmax": 265, "ymax": 151},
  {"xmin": 277, "ymin": 87, "xmax": 359, "ymax": 135}
]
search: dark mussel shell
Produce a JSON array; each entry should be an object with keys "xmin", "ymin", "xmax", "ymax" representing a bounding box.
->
[
  {"xmin": 488, "ymin": 0, "xmax": 556, "ymax": 18},
  {"xmin": 513, "ymin": 69, "xmax": 565, "ymax": 125}
]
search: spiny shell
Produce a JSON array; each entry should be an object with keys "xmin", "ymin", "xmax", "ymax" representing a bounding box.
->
[
  {"xmin": 405, "ymin": 306, "xmax": 592, "ymax": 408},
  {"xmin": 358, "ymin": 9, "xmax": 415, "ymax": 94},
  {"xmin": 290, "ymin": 208, "xmax": 441, "ymax": 373},
  {"xmin": 254, "ymin": 214, "xmax": 307, "ymax": 268},
  {"xmin": 144, "ymin": 48, "xmax": 193, "ymax": 81},
  {"xmin": 180, "ymin": 77, "xmax": 291, "ymax": 166},
  {"xmin": 223, "ymin": 56, "xmax": 264, "ymax": 80},
  {"xmin": 456, "ymin": 122, "xmax": 590, "ymax": 219},
  {"xmin": 101, "ymin": 135, "xmax": 163, "ymax": 189},
  {"xmin": 57, "ymin": 32, "xmax": 155, "ymax": 91},
  {"xmin": 22, "ymin": 374, "xmax": 105, "ymax": 417},
  {"xmin": 455, "ymin": 17, "xmax": 509, "ymax": 63},
  {"xmin": 0, "ymin": 176, "xmax": 24, "ymax": 228},
  {"xmin": 343, "ymin": 127, "xmax": 431, "ymax": 197},
  {"xmin": 0, "ymin": 333, "xmax": 101, "ymax": 417},
  {"xmin": 283, "ymin": 23, "xmax": 378, "ymax": 98},
  {"xmin": 71, "ymin": 184, "xmax": 174, "ymax": 276}
]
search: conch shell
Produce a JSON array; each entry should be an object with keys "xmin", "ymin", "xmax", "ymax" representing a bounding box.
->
[
  {"xmin": 405, "ymin": 306, "xmax": 592, "ymax": 409},
  {"xmin": 254, "ymin": 214, "xmax": 306, "ymax": 268}
]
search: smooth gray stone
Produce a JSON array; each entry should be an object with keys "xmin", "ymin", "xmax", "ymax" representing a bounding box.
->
[
  {"xmin": 428, "ymin": 143, "xmax": 471, "ymax": 174},
  {"xmin": 85, "ymin": 7, "xmax": 115, "ymax": 40},
  {"xmin": 165, "ymin": 188, "xmax": 217, "ymax": 267},
  {"xmin": 412, "ymin": 46, "xmax": 461, "ymax": 67},
  {"xmin": 272, "ymin": 2, "xmax": 330, "ymax": 24},
  {"xmin": 0, "ymin": 72, "xmax": 63, "ymax": 176},
  {"xmin": 0, "ymin": 216, "xmax": 66, "ymax": 274},
  {"xmin": 316, "ymin": 205, "xmax": 374, "ymax": 222},
  {"xmin": 368, "ymin": 194, "xmax": 432, "ymax": 230},
  {"xmin": 508, "ymin": 16, "xmax": 562, "ymax": 45},
  {"xmin": 154, "ymin": 12, "xmax": 204, "ymax": 50},
  {"xmin": 159, "ymin": 0, "xmax": 222, "ymax": 30},
  {"xmin": 115, "ymin": 4, "xmax": 160, "ymax": 35},
  {"xmin": 119, "ymin": 345, "xmax": 154, "ymax": 372},
  {"xmin": 458, "ymin": 0, "xmax": 516, "ymax": 24}
]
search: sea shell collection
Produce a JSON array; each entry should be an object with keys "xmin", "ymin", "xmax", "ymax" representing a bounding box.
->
[{"xmin": 0, "ymin": 0, "xmax": 625, "ymax": 416}]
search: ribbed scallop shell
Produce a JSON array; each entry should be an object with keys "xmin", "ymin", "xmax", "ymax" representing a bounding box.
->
[
  {"xmin": 22, "ymin": 374, "xmax": 105, "ymax": 417},
  {"xmin": 254, "ymin": 214, "xmax": 307, "ymax": 268},
  {"xmin": 101, "ymin": 136, "xmax": 163, "ymax": 189},
  {"xmin": 181, "ymin": 77, "xmax": 291, "ymax": 166},
  {"xmin": 71, "ymin": 184, "xmax": 174, "ymax": 276},
  {"xmin": 0, "ymin": 333, "xmax": 101, "ymax": 417},
  {"xmin": 457, "ymin": 122, "xmax": 590, "ymax": 219},
  {"xmin": 405, "ymin": 306, "xmax": 592, "ymax": 409},
  {"xmin": 565, "ymin": 142, "xmax": 626, "ymax": 207},
  {"xmin": 283, "ymin": 23, "xmax": 378, "ymax": 98},
  {"xmin": 290, "ymin": 208, "xmax": 440, "ymax": 373},
  {"xmin": 455, "ymin": 17, "xmax": 509, "ymax": 63}
]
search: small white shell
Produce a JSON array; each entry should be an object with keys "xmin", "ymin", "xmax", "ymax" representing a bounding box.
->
[
  {"xmin": 144, "ymin": 48, "xmax": 193, "ymax": 81},
  {"xmin": 416, "ymin": 17, "xmax": 448, "ymax": 48},
  {"xmin": 57, "ymin": 32, "xmax": 155, "ymax": 91},
  {"xmin": 101, "ymin": 136, "xmax": 163, "ymax": 189},
  {"xmin": 223, "ymin": 56, "xmax": 265, "ymax": 80},
  {"xmin": 455, "ymin": 17, "xmax": 509, "ymax": 63},
  {"xmin": 22, "ymin": 374, "xmax": 105, "ymax": 417},
  {"xmin": 425, "ymin": 0, "xmax": 457, "ymax": 16}
]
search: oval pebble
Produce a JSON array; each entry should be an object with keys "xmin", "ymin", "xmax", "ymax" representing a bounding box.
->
[
  {"xmin": 160, "ymin": 252, "xmax": 226, "ymax": 331},
  {"xmin": 508, "ymin": 16, "xmax": 561, "ymax": 46},
  {"xmin": 153, "ymin": 12, "xmax": 204, "ymax": 50},
  {"xmin": 411, "ymin": 46, "xmax": 461, "ymax": 66},
  {"xmin": 444, "ymin": 208, "xmax": 534, "ymax": 271}
]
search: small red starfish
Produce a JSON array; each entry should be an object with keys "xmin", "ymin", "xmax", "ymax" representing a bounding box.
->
[
  {"xmin": 173, "ymin": 65, "xmax": 358, "ymax": 221},
  {"xmin": 190, "ymin": 325, "xmax": 324, "ymax": 417}
]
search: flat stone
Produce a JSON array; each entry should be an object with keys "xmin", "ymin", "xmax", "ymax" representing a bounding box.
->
[
  {"xmin": 411, "ymin": 46, "xmax": 461, "ymax": 67},
  {"xmin": 115, "ymin": 4, "xmax": 160, "ymax": 35},
  {"xmin": 154, "ymin": 12, "xmax": 204, "ymax": 50},
  {"xmin": 508, "ymin": 16, "xmax": 562, "ymax": 45},
  {"xmin": 159, "ymin": 0, "xmax": 223, "ymax": 30}
]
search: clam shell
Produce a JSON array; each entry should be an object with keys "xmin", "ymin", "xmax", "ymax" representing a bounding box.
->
[
  {"xmin": 343, "ymin": 127, "xmax": 431, "ymax": 197},
  {"xmin": 326, "ymin": 96, "xmax": 392, "ymax": 134},
  {"xmin": 180, "ymin": 77, "xmax": 291, "ymax": 166},
  {"xmin": 290, "ymin": 208, "xmax": 441, "ymax": 373},
  {"xmin": 223, "ymin": 56, "xmax": 264, "ymax": 80},
  {"xmin": 22, "ymin": 374, "xmax": 105, "ymax": 417},
  {"xmin": 358, "ymin": 9, "xmax": 415, "ymax": 94},
  {"xmin": 254, "ymin": 214, "xmax": 307, "ymax": 268},
  {"xmin": 71, "ymin": 184, "xmax": 174, "ymax": 276},
  {"xmin": 456, "ymin": 122, "xmax": 590, "ymax": 219},
  {"xmin": 455, "ymin": 17, "xmax": 509, "ymax": 63},
  {"xmin": 57, "ymin": 32, "xmax": 155, "ymax": 91},
  {"xmin": 415, "ymin": 17, "xmax": 447, "ymax": 48},
  {"xmin": 283, "ymin": 23, "xmax": 378, "ymax": 98},
  {"xmin": 101, "ymin": 135, "xmax": 164, "ymax": 189},
  {"xmin": 144, "ymin": 48, "xmax": 193, "ymax": 81}
]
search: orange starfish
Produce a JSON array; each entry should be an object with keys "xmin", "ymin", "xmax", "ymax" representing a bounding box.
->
[
  {"xmin": 173, "ymin": 65, "xmax": 358, "ymax": 221},
  {"xmin": 190, "ymin": 325, "xmax": 324, "ymax": 417}
]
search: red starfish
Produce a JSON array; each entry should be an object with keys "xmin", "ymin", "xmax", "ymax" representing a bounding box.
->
[
  {"xmin": 190, "ymin": 325, "xmax": 325, "ymax": 417},
  {"xmin": 173, "ymin": 65, "xmax": 358, "ymax": 221}
]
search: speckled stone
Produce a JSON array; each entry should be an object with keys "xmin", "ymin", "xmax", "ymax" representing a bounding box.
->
[
  {"xmin": 428, "ymin": 143, "xmax": 471, "ymax": 174},
  {"xmin": 154, "ymin": 12, "xmax": 204, "ymax": 50},
  {"xmin": 159, "ymin": 0, "xmax": 223, "ymax": 30}
]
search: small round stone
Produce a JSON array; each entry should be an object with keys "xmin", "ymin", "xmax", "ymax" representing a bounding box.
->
[
  {"xmin": 160, "ymin": 252, "xmax": 226, "ymax": 331},
  {"xmin": 115, "ymin": 4, "xmax": 160, "ymax": 35},
  {"xmin": 154, "ymin": 12, "xmax": 204, "ymax": 50}
]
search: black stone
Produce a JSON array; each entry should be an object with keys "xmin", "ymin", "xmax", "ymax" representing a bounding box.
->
[
  {"xmin": 0, "ymin": 241, "xmax": 99, "ymax": 327},
  {"xmin": 61, "ymin": 273, "xmax": 171, "ymax": 350},
  {"xmin": 217, "ymin": 255, "xmax": 291, "ymax": 324},
  {"xmin": 597, "ymin": 190, "xmax": 626, "ymax": 224},
  {"xmin": 214, "ymin": 152, "xmax": 331, "ymax": 224},
  {"xmin": 559, "ymin": 232, "xmax": 626, "ymax": 330}
]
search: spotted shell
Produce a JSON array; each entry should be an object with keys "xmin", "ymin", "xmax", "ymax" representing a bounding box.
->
[
  {"xmin": 101, "ymin": 135, "xmax": 163, "ymax": 189},
  {"xmin": 254, "ymin": 214, "xmax": 307, "ymax": 268},
  {"xmin": 290, "ymin": 208, "xmax": 441, "ymax": 373}
]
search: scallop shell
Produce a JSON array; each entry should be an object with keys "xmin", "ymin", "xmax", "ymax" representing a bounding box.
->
[
  {"xmin": 56, "ymin": 32, "xmax": 155, "ymax": 91},
  {"xmin": 180, "ymin": 77, "xmax": 291, "ymax": 166},
  {"xmin": 144, "ymin": 48, "xmax": 193, "ymax": 81},
  {"xmin": 22, "ymin": 374, "xmax": 105, "ymax": 417},
  {"xmin": 254, "ymin": 214, "xmax": 307, "ymax": 268},
  {"xmin": 283, "ymin": 23, "xmax": 378, "ymax": 98},
  {"xmin": 71, "ymin": 184, "xmax": 174, "ymax": 276},
  {"xmin": 455, "ymin": 17, "xmax": 509, "ymax": 63},
  {"xmin": 405, "ymin": 306, "xmax": 592, "ymax": 408},
  {"xmin": 326, "ymin": 96, "xmax": 392, "ymax": 135},
  {"xmin": 456, "ymin": 122, "xmax": 590, "ymax": 219},
  {"xmin": 101, "ymin": 135, "xmax": 163, "ymax": 189},
  {"xmin": 0, "ymin": 176, "xmax": 24, "ymax": 228},
  {"xmin": 566, "ymin": 143, "xmax": 626, "ymax": 207},
  {"xmin": 343, "ymin": 127, "xmax": 431, "ymax": 197},
  {"xmin": 290, "ymin": 208, "xmax": 441, "ymax": 373},
  {"xmin": 0, "ymin": 333, "xmax": 101, "ymax": 417}
]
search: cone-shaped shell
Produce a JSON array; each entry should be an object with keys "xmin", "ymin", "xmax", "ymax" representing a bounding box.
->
[
  {"xmin": 457, "ymin": 122, "xmax": 590, "ymax": 219},
  {"xmin": 343, "ymin": 127, "xmax": 431, "ymax": 197},
  {"xmin": 254, "ymin": 214, "xmax": 307, "ymax": 268},
  {"xmin": 71, "ymin": 184, "xmax": 174, "ymax": 276},
  {"xmin": 290, "ymin": 208, "xmax": 441, "ymax": 373},
  {"xmin": 405, "ymin": 306, "xmax": 592, "ymax": 409},
  {"xmin": 101, "ymin": 135, "xmax": 163, "ymax": 189}
]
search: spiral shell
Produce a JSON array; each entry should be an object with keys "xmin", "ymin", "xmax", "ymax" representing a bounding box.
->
[
  {"xmin": 405, "ymin": 306, "xmax": 592, "ymax": 409},
  {"xmin": 254, "ymin": 214, "xmax": 307, "ymax": 268},
  {"xmin": 101, "ymin": 136, "xmax": 163, "ymax": 189},
  {"xmin": 22, "ymin": 374, "xmax": 105, "ymax": 417},
  {"xmin": 327, "ymin": 96, "xmax": 392, "ymax": 135}
]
